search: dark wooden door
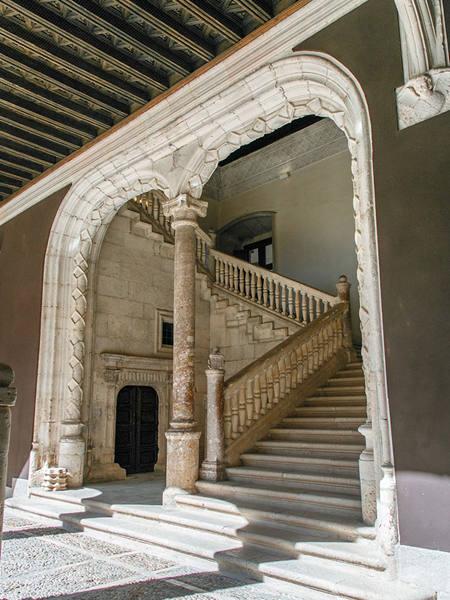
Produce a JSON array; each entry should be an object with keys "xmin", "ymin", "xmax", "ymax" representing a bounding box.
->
[{"xmin": 114, "ymin": 386, "xmax": 159, "ymax": 474}]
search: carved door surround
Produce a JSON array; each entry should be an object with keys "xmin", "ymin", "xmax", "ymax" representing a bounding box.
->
[{"xmin": 86, "ymin": 353, "xmax": 172, "ymax": 483}]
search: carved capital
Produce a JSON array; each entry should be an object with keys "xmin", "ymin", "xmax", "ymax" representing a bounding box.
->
[
  {"xmin": 207, "ymin": 348, "xmax": 225, "ymax": 372},
  {"xmin": 104, "ymin": 368, "xmax": 120, "ymax": 384},
  {"xmin": 162, "ymin": 194, "xmax": 207, "ymax": 228},
  {"xmin": 397, "ymin": 69, "xmax": 450, "ymax": 129}
]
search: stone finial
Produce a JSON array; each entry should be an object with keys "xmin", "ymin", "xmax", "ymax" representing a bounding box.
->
[
  {"xmin": 162, "ymin": 194, "xmax": 208, "ymax": 225},
  {"xmin": 208, "ymin": 348, "xmax": 224, "ymax": 371},
  {"xmin": 336, "ymin": 274, "xmax": 351, "ymax": 302},
  {"xmin": 0, "ymin": 364, "xmax": 14, "ymax": 388}
]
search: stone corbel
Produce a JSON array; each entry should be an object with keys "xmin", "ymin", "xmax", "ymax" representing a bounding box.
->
[{"xmin": 397, "ymin": 69, "xmax": 450, "ymax": 129}]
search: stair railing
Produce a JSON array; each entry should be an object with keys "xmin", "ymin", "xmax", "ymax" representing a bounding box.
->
[
  {"xmin": 211, "ymin": 250, "xmax": 338, "ymax": 325},
  {"xmin": 201, "ymin": 296, "xmax": 352, "ymax": 476}
]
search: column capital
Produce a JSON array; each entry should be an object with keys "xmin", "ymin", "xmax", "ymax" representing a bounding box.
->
[{"xmin": 162, "ymin": 193, "xmax": 207, "ymax": 227}]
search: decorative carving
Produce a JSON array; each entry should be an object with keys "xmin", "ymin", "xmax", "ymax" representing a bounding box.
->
[
  {"xmin": 42, "ymin": 466, "xmax": 68, "ymax": 491},
  {"xmin": 397, "ymin": 69, "xmax": 450, "ymax": 129}
]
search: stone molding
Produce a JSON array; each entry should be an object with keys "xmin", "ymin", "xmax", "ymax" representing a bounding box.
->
[
  {"xmin": 101, "ymin": 353, "xmax": 172, "ymax": 387},
  {"xmin": 31, "ymin": 50, "xmax": 397, "ymax": 553},
  {"xmin": 205, "ymin": 119, "xmax": 347, "ymax": 201},
  {"xmin": 394, "ymin": 0, "xmax": 449, "ymax": 128}
]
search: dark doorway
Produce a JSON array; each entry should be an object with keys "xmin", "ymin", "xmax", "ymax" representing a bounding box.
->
[{"xmin": 114, "ymin": 386, "xmax": 159, "ymax": 474}]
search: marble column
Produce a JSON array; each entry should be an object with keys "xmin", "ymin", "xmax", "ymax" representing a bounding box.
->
[
  {"xmin": 162, "ymin": 194, "xmax": 207, "ymax": 505},
  {"xmin": 200, "ymin": 349, "xmax": 226, "ymax": 482},
  {"xmin": 0, "ymin": 364, "xmax": 17, "ymax": 557}
]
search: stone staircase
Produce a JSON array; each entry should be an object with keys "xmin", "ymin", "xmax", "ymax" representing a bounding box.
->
[{"xmin": 8, "ymin": 359, "xmax": 433, "ymax": 599}]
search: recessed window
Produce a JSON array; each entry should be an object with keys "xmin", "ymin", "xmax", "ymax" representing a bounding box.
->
[
  {"xmin": 156, "ymin": 309, "xmax": 173, "ymax": 354},
  {"xmin": 161, "ymin": 320, "xmax": 174, "ymax": 347}
]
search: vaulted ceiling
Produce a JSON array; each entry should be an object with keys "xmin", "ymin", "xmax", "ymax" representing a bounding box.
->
[{"xmin": 0, "ymin": 0, "xmax": 297, "ymax": 203}]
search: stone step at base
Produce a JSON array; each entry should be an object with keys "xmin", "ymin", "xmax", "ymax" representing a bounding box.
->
[
  {"xmin": 225, "ymin": 466, "xmax": 361, "ymax": 497},
  {"xmin": 303, "ymin": 395, "xmax": 367, "ymax": 407},
  {"xmin": 253, "ymin": 439, "xmax": 364, "ymax": 460},
  {"xmin": 177, "ymin": 493, "xmax": 376, "ymax": 542},
  {"xmin": 293, "ymin": 405, "xmax": 366, "ymax": 417},
  {"xmin": 196, "ymin": 480, "xmax": 362, "ymax": 519},
  {"xmin": 281, "ymin": 416, "xmax": 365, "ymax": 430},
  {"xmin": 240, "ymin": 453, "xmax": 360, "ymax": 476},
  {"xmin": 326, "ymin": 377, "xmax": 366, "ymax": 386},
  {"xmin": 318, "ymin": 386, "xmax": 366, "ymax": 396},
  {"xmin": 333, "ymin": 369, "xmax": 364, "ymax": 378},
  {"xmin": 218, "ymin": 548, "xmax": 434, "ymax": 600},
  {"xmin": 269, "ymin": 428, "xmax": 363, "ymax": 444}
]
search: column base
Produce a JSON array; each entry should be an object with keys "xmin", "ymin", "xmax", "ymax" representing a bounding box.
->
[
  {"xmin": 163, "ymin": 429, "xmax": 201, "ymax": 506},
  {"xmin": 58, "ymin": 436, "xmax": 85, "ymax": 488},
  {"xmin": 359, "ymin": 449, "xmax": 377, "ymax": 525},
  {"xmin": 200, "ymin": 460, "xmax": 226, "ymax": 482}
]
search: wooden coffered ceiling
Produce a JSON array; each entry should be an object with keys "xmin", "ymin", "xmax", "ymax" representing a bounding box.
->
[{"xmin": 0, "ymin": 0, "xmax": 297, "ymax": 203}]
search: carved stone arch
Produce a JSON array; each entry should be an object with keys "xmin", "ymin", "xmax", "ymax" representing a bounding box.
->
[
  {"xmin": 179, "ymin": 52, "xmax": 398, "ymax": 552},
  {"xmin": 32, "ymin": 156, "xmax": 172, "ymax": 487}
]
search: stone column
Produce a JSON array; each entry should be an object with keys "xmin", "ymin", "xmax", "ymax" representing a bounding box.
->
[
  {"xmin": 0, "ymin": 365, "xmax": 17, "ymax": 557},
  {"xmin": 162, "ymin": 194, "xmax": 207, "ymax": 505},
  {"xmin": 200, "ymin": 349, "xmax": 226, "ymax": 482}
]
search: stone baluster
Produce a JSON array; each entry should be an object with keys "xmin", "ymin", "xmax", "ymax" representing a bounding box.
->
[
  {"xmin": 200, "ymin": 350, "xmax": 226, "ymax": 482},
  {"xmin": 0, "ymin": 365, "xmax": 16, "ymax": 557},
  {"xmin": 162, "ymin": 194, "xmax": 207, "ymax": 505}
]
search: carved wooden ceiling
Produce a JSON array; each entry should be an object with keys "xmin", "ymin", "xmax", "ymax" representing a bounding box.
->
[{"xmin": 0, "ymin": 0, "xmax": 297, "ymax": 202}]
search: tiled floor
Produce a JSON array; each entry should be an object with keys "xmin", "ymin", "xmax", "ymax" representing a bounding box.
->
[{"xmin": 1, "ymin": 509, "xmax": 303, "ymax": 600}]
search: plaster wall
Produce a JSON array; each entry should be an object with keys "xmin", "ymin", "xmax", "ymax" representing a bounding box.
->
[
  {"xmin": 205, "ymin": 148, "xmax": 360, "ymax": 342},
  {"xmin": 88, "ymin": 208, "xmax": 210, "ymax": 476},
  {"xmin": 0, "ymin": 186, "xmax": 69, "ymax": 485}
]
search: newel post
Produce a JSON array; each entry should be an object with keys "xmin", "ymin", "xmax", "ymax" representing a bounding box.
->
[
  {"xmin": 200, "ymin": 349, "xmax": 226, "ymax": 482},
  {"xmin": 336, "ymin": 275, "xmax": 354, "ymax": 357},
  {"xmin": 0, "ymin": 364, "xmax": 16, "ymax": 557}
]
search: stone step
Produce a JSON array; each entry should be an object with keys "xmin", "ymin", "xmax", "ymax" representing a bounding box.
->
[
  {"xmin": 281, "ymin": 416, "xmax": 364, "ymax": 430},
  {"xmin": 269, "ymin": 428, "xmax": 363, "ymax": 444},
  {"xmin": 333, "ymin": 369, "xmax": 364, "ymax": 378},
  {"xmin": 294, "ymin": 405, "xmax": 366, "ymax": 417},
  {"xmin": 253, "ymin": 439, "xmax": 364, "ymax": 460},
  {"xmin": 240, "ymin": 453, "xmax": 360, "ymax": 476},
  {"xmin": 218, "ymin": 550, "xmax": 435, "ymax": 600},
  {"xmin": 326, "ymin": 377, "xmax": 366, "ymax": 387},
  {"xmin": 317, "ymin": 386, "xmax": 366, "ymax": 396},
  {"xmin": 303, "ymin": 395, "xmax": 367, "ymax": 407},
  {"xmin": 177, "ymin": 494, "xmax": 375, "ymax": 542},
  {"xmin": 196, "ymin": 480, "xmax": 362, "ymax": 518},
  {"xmin": 225, "ymin": 466, "xmax": 361, "ymax": 496}
]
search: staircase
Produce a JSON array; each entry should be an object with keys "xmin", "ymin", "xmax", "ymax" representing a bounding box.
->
[{"xmin": 7, "ymin": 193, "xmax": 436, "ymax": 599}]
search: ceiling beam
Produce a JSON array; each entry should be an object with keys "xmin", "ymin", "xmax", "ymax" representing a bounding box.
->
[
  {"xmin": 63, "ymin": 0, "xmax": 193, "ymax": 76},
  {"xmin": 0, "ymin": 107, "xmax": 83, "ymax": 149},
  {"xmin": 175, "ymin": 0, "xmax": 243, "ymax": 43},
  {"xmin": 0, "ymin": 161, "xmax": 34, "ymax": 181},
  {"xmin": 0, "ymin": 152, "xmax": 43, "ymax": 176},
  {"xmin": 0, "ymin": 72, "xmax": 111, "ymax": 131},
  {"xmin": 0, "ymin": 173, "xmax": 23, "ymax": 189},
  {"xmin": 3, "ymin": 0, "xmax": 170, "ymax": 91},
  {"xmin": 118, "ymin": 0, "xmax": 215, "ymax": 62},
  {"xmin": 0, "ymin": 42, "xmax": 129, "ymax": 117},
  {"xmin": 0, "ymin": 17, "xmax": 150, "ymax": 105},
  {"xmin": 233, "ymin": 0, "xmax": 272, "ymax": 22},
  {"xmin": 0, "ymin": 123, "xmax": 72, "ymax": 158},
  {"xmin": 0, "ymin": 139, "xmax": 57, "ymax": 167}
]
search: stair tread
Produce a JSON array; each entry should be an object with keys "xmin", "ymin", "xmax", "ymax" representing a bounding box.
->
[
  {"xmin": 242, "ymin": 453, "xmax": 359, "ymax": 466},
  {"xmin": 255, "ymin": 440, "xmax": 364, "ymax": 450},
  {"xmin": 197, "ymin": 480, "xmax": 362, "ymax": 506},
  {"xmin": 226, "ymin": 466, "xmax": 360, "ymax": 486}
]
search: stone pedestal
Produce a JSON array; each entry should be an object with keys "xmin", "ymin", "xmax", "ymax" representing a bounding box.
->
[
  {"xmin": 359, "ymin": 421, "xmax": 377, "ymax": 525},
  {"xmin": 58, "ymin": 423, "xmax": 85, "ymax": 488},
  {"xmin": 0, "ymin": 365, "xmax": 17, "ymax": 557},
  {"xmin": 162, "ymin": 194, "xmax": 207, "ymax": 504},
  {"xmin": 335, "ymin": 275, "xmax": 355, "ymax": 359},
  {"xmin": 200, "ymin": 350, "xmax": 226, "ymax": 482}
]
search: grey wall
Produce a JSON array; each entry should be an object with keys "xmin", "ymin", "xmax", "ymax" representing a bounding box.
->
[
  {"xmin": 297, "ymin": 0, "xmax": 450, "ymax": 552},
  {"xmin": 0, "ymin": 186, "xmax": 70, "ymax": 484}
]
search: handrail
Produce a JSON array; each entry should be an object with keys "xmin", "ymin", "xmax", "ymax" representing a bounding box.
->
[
  {"xmin": 211, "ymin": 249, "xmax": 337, "ymax": 325},
  {"xmin": 223, "ymin": 302, "xmax": 349, "ymax": 447}
]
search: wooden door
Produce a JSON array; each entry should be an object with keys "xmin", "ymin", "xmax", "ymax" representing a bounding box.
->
[{"xmin": 114, "ymin": 386, "xmax": 159, "ymax": 474}]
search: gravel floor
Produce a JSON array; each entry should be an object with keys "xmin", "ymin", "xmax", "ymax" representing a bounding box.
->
[{"xmin": 0, "ymin": 509, "xmax": 303, "ymax": 600}]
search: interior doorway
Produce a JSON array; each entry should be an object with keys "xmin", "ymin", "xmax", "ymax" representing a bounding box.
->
[{"xmin": 114, "ymin": 386, "xmax": 159, "ymax": 474}]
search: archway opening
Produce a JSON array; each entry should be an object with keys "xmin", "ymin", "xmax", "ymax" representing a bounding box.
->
[{"xmin": 114, "ymin": 386, "xmax": 159, "ymax": 475}]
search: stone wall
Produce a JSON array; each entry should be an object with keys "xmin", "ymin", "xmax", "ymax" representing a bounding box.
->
[{"xmin": 86, "ymin": 208, "xmax": 210, "ymax": 479}]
